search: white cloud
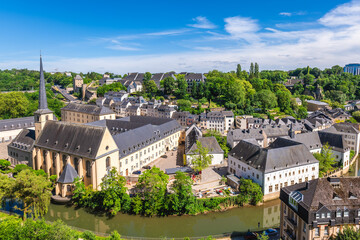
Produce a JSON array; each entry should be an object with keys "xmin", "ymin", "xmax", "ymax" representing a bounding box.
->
[
  {"xmin": 279, "ymin": 12, "xmax": 292, "ymax": 17},
  {"xmin": 2, "ymin": 1, "xmax": 360, "ymax": 73},
  {"xmin": 224, "ymin": 16, "xmax": 260, "ymax": 42},
  {"xmin": 319, "ymin": 0, "xmax": 360, "ymax": 26},
  {"xmin": 279, "ymin": 11, "xmax": 307, "ymax": 17},
  {"xmin": 188, "ymin": 16, "xmax": 217, "ymax": 29}
]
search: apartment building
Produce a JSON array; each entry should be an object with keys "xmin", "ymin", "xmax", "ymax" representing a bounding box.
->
[
  {"xmin": 280, "ymin": 177, "xmax": 360, "ymax": 240},
  {"xmin": 61, "ymin": 103, "xmax": 116, "ymax": 124},
  {"xmin": 206, "ymin": 111, "xmax": 234, "ymax": 134}
]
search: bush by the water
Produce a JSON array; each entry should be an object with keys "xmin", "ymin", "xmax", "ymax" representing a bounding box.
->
[{"xmin": 72, "ymin": 167, "xmax": 263, "ymax": 216}]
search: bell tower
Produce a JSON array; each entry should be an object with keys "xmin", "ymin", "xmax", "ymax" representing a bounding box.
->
[{"xmin": 34, "ymin": 55, "xmax": 54, "ymax": 139}]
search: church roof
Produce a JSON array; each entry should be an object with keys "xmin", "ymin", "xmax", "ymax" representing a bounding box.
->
[
  {"xmin": 57, "ymin": 163, "xmax": 78, "ymax": 184},
  {"xmin": 35, "ymin": 121, "xmax": 107, "ymax": 159}
]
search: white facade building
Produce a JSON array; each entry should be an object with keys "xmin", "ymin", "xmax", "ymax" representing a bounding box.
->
[{"xmin": 228, "ymin": 138, "xmax": 319, "ymax": 201}]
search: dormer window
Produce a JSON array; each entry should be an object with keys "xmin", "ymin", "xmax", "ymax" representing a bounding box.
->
[
  {"xmin": 344, "ymin": 208, "xmax": 349, "ymax": 217},
  {"xmin": 358, "ymin": 209, "xmax": 360, "ymax": 217},
  {"xmin": 336, "ymin": 208, "xmax": 342, "ymax": 217}
]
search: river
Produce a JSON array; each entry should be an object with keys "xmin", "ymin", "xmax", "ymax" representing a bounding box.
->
[{"xmin": 43, "ymin": 200, "xmax": 280, "ymax": 238}]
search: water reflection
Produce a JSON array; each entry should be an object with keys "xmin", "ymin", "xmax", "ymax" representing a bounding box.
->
[{"xmin": 45, "ymin": 200, "xmax": 280, "ymax": 238}]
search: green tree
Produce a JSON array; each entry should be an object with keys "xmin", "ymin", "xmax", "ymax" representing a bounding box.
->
[
  {"xmin": 303, "ymin": 74, "xmax": 315, "ymax": 85},
  {"xmin": 144, "ymin": 80, "xmax": 158, "ymax": 97},
  {"xmin": 276, "ymin": 89, "xmax": 292, "ymax": 112},
  {"xmin": 177, "ymin": 99, "xmax": 192, "ymax": 111},
  {"xmin": 168, "ymin": 171, "xmax": 195, "ymax": 214},
  {"xmin": 144, "ymin": 72, "xmax": 152, "ymax": 81},
  {"xmin": 175, "ymin": 75, "xmax": 188, "ymax": 99},
  {"xmin": 0, "ymin": 92, "xmax": 30, "ymax": 119},
  {"xmin": 255, "ymin": 89, "xmax": 277, "ymax": 111},
  {"xmin": 254, "ymin": 62, "xmax": 259, "ymax": 78},
  {"xmin": 249, "ymin": 62, "xmax": 255, "ymax": 79},
  {"xmin": 0, "ymin": 170, "xmax": 52, "ymax": 220},
  {"xmin": 329, "ymin": 226, "xmax": 360, "ymax": 240},
  {"xmin": 0, "ymin": 159, "xmax": 10, "ymax": 171},
  {"xmin": 189, "ymin": 140, "xmax": 213, "ymax": 173},
  {"xmin": 296, "ymin": 106, "xmax": 308, "ymax": 119},
  {"xmin": 191, "ymin": 83, "xmax": 198, "ymax": 98},
  {"xmin": 238, "ymin": 179, "xmax": 263, "ymax": 205},
  {"xmin": 236, "ymin": 64, "xmax": 242, "ymax": 78},
  {"xmin": 162, "ymin": 76, "xmax": 176, "ymax": 95},
  {"xmin": 313, "ymin": 143, "xmax": 336, "ymax": 176},
  {"xmin": 352, "ymin": 111, "xmax": 360, "ymax": 122},
  {"xmin": 100, "ymin": 167, "xmax": 131, "ymax": 215},
  {"xmin": 135, "ymin": 167, "xmax": 169, "ymax": 216}
]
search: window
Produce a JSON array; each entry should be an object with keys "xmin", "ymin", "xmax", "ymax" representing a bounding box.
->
[
  {"xmin": 344, "ymin": 209, "xmax": 349, "ymax": 217},
  {"xmin": 321, "ymin": 213, "xmax": 325, "ymax": 218},
  {"xmin": 327, "ymin": 212, "xmax": 331, "ymax": 218},
  {"xmin": 324, "ymin": 226, "xmax": 329, "ymax": 236},
  {"xmin": 74, "ymin": 158, "xmax": 79, "ymax": 173},
  {"xmin": 275, "ymin": 184, "xmax": 279, "ymax": 191},
  {"xmin": 269, "ymin": 185, "xmax": 273, "ymax": 193},
  {"xmin": 316, "ymin": 213, "xmax": 319, "ymax": 219},
  {"xmin": 336, "ymin": 209, "xmax": 342, "ymax": 217},
  {"xmin": 315, "ymin": 227, "xmax": 319, "ymax": 237},
  {"xmin": 303, "ymin": 223, "xmax": 306, "ymax": 233},
  {"xmin": 106, "ymin": 157, "xmax": 110, "ymax": 169},
  {"xmin": 86, "ymin": 161, "xmax": 91, "ymax": 177}
]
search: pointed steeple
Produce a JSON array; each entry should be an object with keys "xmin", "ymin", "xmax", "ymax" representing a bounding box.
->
[{"xmin": 38, "ymin": 55, "xmax": 48, "ymax": 110}]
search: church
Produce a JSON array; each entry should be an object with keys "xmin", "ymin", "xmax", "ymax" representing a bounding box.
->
[{"xmin": 7, "ymin": 56, "xmax": 182, "ymax": 197}]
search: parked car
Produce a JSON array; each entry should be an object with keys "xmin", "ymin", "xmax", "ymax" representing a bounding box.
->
[
  {"xmin": 244, "ymin": 231, "xmax": 258, "ymax": 239},
  {"xmin": 161, "ymin": 155, "xmax": 168, "ymax": 158},
  {"xmin": 264, "ymin": 228, "xmax": 278, "ymax": 236},
  {"xmin": 172, "ymin": 147, "xmax": 177, "ymax": 151},
  {"xmin": 133, "ymin": 170, "xmax": 141, "ymax": 175},
  {"xmin": 142, "ymin": 166, "xmax": 151, "ymax": 169}
]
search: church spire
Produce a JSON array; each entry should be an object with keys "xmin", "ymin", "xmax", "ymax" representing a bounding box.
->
[{"xmin": 38, "ymin": 54, "xmax": 48, "ymax": 110}]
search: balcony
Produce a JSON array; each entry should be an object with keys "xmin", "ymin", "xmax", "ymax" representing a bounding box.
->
[
  {"xmin": 284, "ymin": 229, "xmax": 296, "ymax": 239},
  {"xmin": 285, "ymin": 216, "xmax": 297, "ymax": 228}
]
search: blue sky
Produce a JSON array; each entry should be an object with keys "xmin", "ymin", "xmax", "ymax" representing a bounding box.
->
[{"xmin": 0, "ymin": 0, "xmax": 359, "ymax": 74}]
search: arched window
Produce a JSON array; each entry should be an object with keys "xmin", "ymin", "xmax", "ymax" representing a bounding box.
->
[
  {"xmin": 52, "ymin": 152, "xmax": 56, "ymax": 168},
  {"xmin": 74, "ymin": 158, "xmax": 79, "ymax": 173},
  {"xmin": 86, "ymin": 161, "xmax": 91, "ymax": 177},
  {"xmin": 106, "ymin": 157, "xmax": 111, "ymax": 170},
  {"xmin": 62, "ymin": 155, "xmax": 67, "ymax": 169}
]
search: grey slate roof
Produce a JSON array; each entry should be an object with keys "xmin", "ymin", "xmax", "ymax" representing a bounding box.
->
[
  {"xmin": 187, "ymin": 137, "xmax": 223, "ymax": 154},
  {"xmin": 287, "ymin": 132, "xmax": 322, "ymax": 150},
  {"xmin": 318, "ymin": 131, "xmax": 350, "ymax": 152},
  {"xmin": 35, "ymin": 55, "xmax": 52, "ymax": 114},
  {"xmin": 229, "ymin": 138, "xmax": 318, "ymax": 174},
  {"xmin": 9, "ymin": 129, "xmax": 35, "ymax": 152},
  {"xmin": 207, "ymin": 111, "xmax": 234, "ymax": 117},
  {"xmin": 62, "ymin": 103, "xmax": 114, "ymax": 115},
  {"xmin": 35, "ymin": 121, "xmax": 108, "ymax": 159},
  {"xmin": 281, "ymin": 177, "xmax": 360, "ymax": 212},
  {"xmin": 229, "ymin": 129, "xmax": 265, "ymax": 141},
  {"xmin": 114, "ymin": 118, "xmax": 181, "ymax": 158},
  {"xmin": 57, "ymin": 163, "xmax": 79, "ymax": 183},
  {"xmin": 0, "ymin": 117, "xmax": 34, "ymax": 132}
]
